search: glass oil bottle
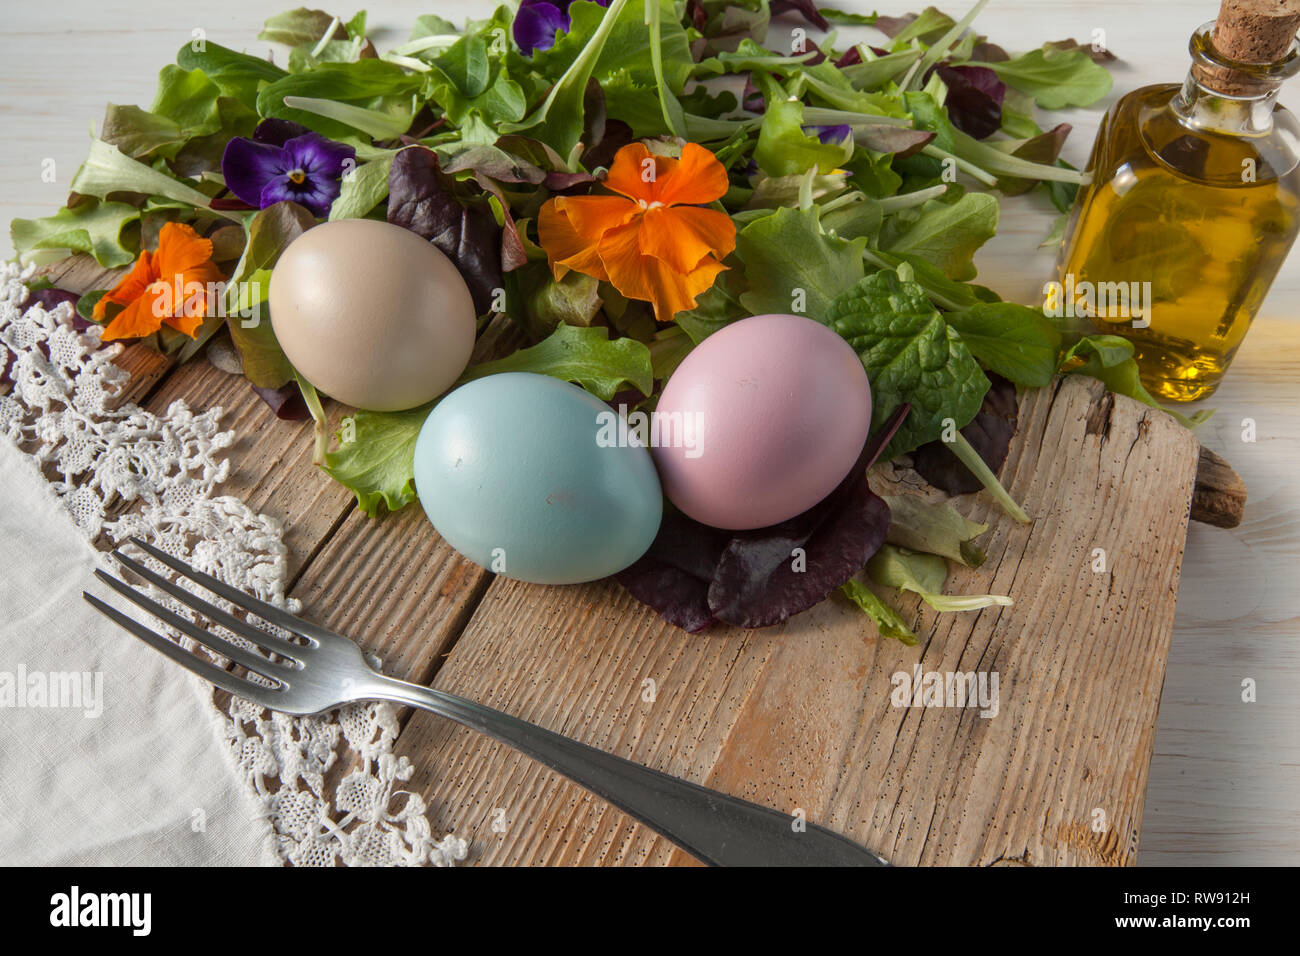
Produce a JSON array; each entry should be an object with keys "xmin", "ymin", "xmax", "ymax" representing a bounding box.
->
[{"xmin": 1057, "ymin": 1, "xmax": 1300, "ymax": 401}]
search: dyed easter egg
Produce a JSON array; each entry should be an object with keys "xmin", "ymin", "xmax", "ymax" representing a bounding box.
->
[
  {"xmin": 413, "ymin": 372, "xmax": 662, "ymax": 584},
  {"xmin": 268, "ymin": 219, "xmax": 476, "ymax": 412},
  {"xmin": 652, "ymin": 313, "xmax": 872, "ymax": 530}
]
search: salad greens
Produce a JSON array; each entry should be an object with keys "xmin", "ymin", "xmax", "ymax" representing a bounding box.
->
[{"xmin": 10, "ymin": 1, "xmax": 1195, "ymax": 636}]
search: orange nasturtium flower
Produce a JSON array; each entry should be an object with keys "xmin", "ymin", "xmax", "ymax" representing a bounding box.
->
[
  {"xmin": 538, "ymin": 142, "xmax": 736, "ymax": 323},
  {"xmin": 93, "ymin": 222, "xmax": 224, "ymax": 342}
]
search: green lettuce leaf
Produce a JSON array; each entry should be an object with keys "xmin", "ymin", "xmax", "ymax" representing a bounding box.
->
[
  {"xmin": 879, "ymin": 191, "xmax": 999, "ymax": 281},
  {"xmin": 176, "ymin": 41, "xmax": 288, "ymax": 113},
  {"xmin": 983, "ymin": 46, "xmax": 1113, "ymax": 109},
  {"xmin": 322, "ymin": 324, "xmax": 654, "ymax": 515},
  {"xmin": 883, "ymin": 494, "xmax": 989, "ymax": 567},
  {"xmin": 323, "ymin": 404, "xmax": 430, "ymax": 515},
  {"xmin": 70, "ymin": 139, "xmax": 230, "ymax": 216},
  {"xmin": 10, "ymin": 199, "xmax": 141, "ymax": 268},
  {"xmin": 1060, "ymin": 334, "xmax": 1213, "ymax": 428},
  {"xmin": 460, "ymin": 323, "xmax": 653, "ymax": 400},
  {"xmin": 839, "ymin": 578, "xmax": 919, "ymax": 645},
  {"xmin": 736, "ymin": 205, "xmax": 866, "ymax": 320},
  {"xmin": 867, "ymin": 544, "xmax": 1013, "ymax": 612}
]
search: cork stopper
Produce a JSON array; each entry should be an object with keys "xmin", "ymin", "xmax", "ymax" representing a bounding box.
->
[
  {"xmin": 1214, "ymin": 0, "xmax": 1300, "ymax": 62},
  {"xmin": 1196, "ymin": 0, "xmax": 1300, "ymax": 93}
]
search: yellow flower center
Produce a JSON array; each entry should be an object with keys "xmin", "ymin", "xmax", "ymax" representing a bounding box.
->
[{"xmin": 288, "ymin": 169, "xmax": 307, "ymax": 185}]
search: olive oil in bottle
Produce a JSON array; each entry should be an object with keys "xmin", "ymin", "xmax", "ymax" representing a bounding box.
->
[{"xmin": 1058, "ymin": 0, "xmax": 1300, "ymax": 401}]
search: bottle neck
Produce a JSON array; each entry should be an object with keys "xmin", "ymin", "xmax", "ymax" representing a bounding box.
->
[
  {"xmin": 1171, "ymin": 72, "xmax": 1281, "ymax": 136},
  {"xmin": 1176, "ymin": 18, "xmax": 1300, "ymax": 136}
]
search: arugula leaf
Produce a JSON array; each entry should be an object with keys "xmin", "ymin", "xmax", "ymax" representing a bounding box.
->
[
  {"xmin": 822, "ymin": 268, "xmax": 989, "ymax": 458},
  {"xmin": 839, "ymin": 578, "xmax": 919, "ymax": 645},
  {"xmin": 461, "ymin": 324, "xmax": 653, "ymax": 400},
  {"xmin": 945, "ymin": 301, "xmax": 1063, "ymax": 387},
  {"xmin": 983, "ymin": 46, "xmax": 1113, "ymax": 109},
  {"xmin": 10, "ymin": 199, "xmax": 141, "ymax": 268},
  {"xmin": 736, "ymin": 205, "xmax": 866, "ymax": 320},
  {"xmin": 502, "ymin": 0, "xmax": 641, "ymax": 155}
]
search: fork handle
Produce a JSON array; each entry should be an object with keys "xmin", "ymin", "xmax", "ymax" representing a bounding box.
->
[{"xmin": 361, "ymin": 672, "xmax": 886, "ymax": 867}]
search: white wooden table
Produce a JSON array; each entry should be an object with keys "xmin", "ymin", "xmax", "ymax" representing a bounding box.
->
[{"xmin": 1, "ymin": 0, "xmax": 1295, "ymax": 864}]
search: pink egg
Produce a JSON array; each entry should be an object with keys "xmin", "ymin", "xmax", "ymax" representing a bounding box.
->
[{"xmin": 653, "ymin": 313, "xmax": 872, "ymax": 530}]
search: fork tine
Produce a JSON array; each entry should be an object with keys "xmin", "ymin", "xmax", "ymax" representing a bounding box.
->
[
  {"xmin": 83, "ymin": 592, "xmax": 274, "ymax": 702},
  {"xmin": 110, "ymin": 549, "xmax": 303, "ymax": 660},
  {"xmin": 93, "ymin": 571, "xmax": 291, "ymax": 683},
  {"xmin": 125, "ymin": 538, "xmax": 322, "ymax": 645}
]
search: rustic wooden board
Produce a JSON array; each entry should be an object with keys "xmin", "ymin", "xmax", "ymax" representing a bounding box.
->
[
  {"xmin": 40, "ymin": 258, "xmax": 1202, "ymax": 865},
  {"xmin": 395, "ymin": 376, "xmax": 1200, "ymax": 866}
]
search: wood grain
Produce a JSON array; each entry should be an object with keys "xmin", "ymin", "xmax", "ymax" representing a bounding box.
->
[{"xmin": 396, "ymin": 377, "xmax": 1200, "ymax": 866}]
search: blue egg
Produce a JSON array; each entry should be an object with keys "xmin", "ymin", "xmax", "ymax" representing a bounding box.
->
[{"xmin": 413, "ymin": 372, "xmax": 663, "ymax": 585}]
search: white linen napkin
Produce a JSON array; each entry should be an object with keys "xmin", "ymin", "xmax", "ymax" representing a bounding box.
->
[{"xmin": 0, "ymin": 437, "xmax": 275, "ymax": 865}]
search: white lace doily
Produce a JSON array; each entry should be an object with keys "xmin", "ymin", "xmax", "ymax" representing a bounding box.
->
[{"xmin": 0, "ymin": 261, "xmax": 467, "ymax": 867}]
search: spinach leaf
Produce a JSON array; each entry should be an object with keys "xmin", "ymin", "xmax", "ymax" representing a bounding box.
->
[
  {"xmin": 945, "ymin": 301, "xmax": 1063, "ymax": 387},
  {"xmin": 822, "ymin": 268, "xmax": 989, "ymax": 459}
]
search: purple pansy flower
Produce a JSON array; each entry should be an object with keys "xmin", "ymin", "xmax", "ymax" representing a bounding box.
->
[
  {"xmin": 513, "ymin": 0, "xmax": 609, "ymax": 55},
  {"xmin": 807, "ymin": 124, "xmax": 854, "ymax": 147},
  {"xmin": 221, "ymin": 119, "xmax": 356, "ymax": 219}
]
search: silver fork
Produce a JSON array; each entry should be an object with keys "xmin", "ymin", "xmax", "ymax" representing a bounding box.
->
[{"xmin": 84, "ymin": 538, "xmax": 887, "ymax": 867}]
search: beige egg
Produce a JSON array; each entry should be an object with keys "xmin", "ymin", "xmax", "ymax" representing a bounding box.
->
[{"xmin": 268, "ymin": 219, "xmax": 477, "ymax": 411}]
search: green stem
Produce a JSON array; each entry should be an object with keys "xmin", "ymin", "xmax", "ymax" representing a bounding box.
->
[
  {"xmin": 645, "ymin": 0, "xmax": 683, "ymax": 138},
  {"xmin": 295, "ymin": 372, "xmax": 329, "ymax": 467},
  {"xmin": 948, "ymin": 431, "xmax": 1031, "ymax": 523},
  {"xmin": 875, "ymin": 183, "xmax": 947, "ymax": 212},
  {"xmin": 921, "ymin": 144, "xmax": 999, "ymax": 187},
  {"xmin": 801, "ymin": 107, "xmax": 913, "ymax": 128},
  {"xmin": 909, "ymin": 0, "xmax": 991, "ymax": 90}
]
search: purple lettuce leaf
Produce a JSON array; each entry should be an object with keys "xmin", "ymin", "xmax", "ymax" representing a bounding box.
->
[
  {"xmin": 770, "ymin": 0, "xmax": 830, "ymax": 31},
  {"xmin": 708, "ymin": 477, "xmax": 891, "ymax": 628},
  {"xmin": 617, "ymin": 405, "xmax": 911, "ymax": 632},
  {"xmin": 930, "ymin": 64, "xmax": 1005, "ymax": 140},
  {"xmin": 911, "ymin": 373, "xmax": 1018, "ymax": 495},
  {"xmin": 997, "ymin": 123, "xmax": 1072, "ymax": 195},
  {"xmin": 615, "ymin": 511, "xmax": 730, "ymax": 632},
  {"xmin": 387, "ymin": 146, "xmax": 504, "ymax": 315},
  {"xmin": 252, "ymin": 383, "xmax": 309, "ymax": 420}
]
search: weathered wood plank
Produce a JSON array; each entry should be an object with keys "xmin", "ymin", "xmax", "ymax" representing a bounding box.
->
[{"xmin": 395, "ymin": 376, "xmax": 1199, "ymax": 866}]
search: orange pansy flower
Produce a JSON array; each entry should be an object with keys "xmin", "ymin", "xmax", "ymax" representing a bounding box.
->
[
  {"xmin": 538, "ymin": 142, "xmax": 737, "ymax": 323},
  {"xmin": 93, "ymin": 222, "xmax": 224, "ymax": 342}
]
